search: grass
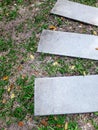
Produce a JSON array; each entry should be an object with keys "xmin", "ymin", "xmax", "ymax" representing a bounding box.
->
[
  {"xmin": 0, "ymin": 0, "xmax": 98, "ymax": 129},
  {"xmin": 44, "ymin": 58, "xmax": 94, "ymax": 76},
  {"xmin": 71, "ymin": 0, "xmax": 97, "ymax": 6}
]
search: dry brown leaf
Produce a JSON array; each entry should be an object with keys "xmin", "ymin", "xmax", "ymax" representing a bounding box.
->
[
  {"xmin": 18, "ymin": 121, "xmax": 24, "ymax": 127},
  {"xmin": 7, "ymin": 84, "xmax": 14, "ymax": 92},
  {"xmin": 10, "ymin": 84, "xmax": 14, "ymax": 89},
  {"xmin": 95, "ymin": 48, "xmax": 98, "ymax": 50},
  {"xmin": 40, "ymin": 119, "xmax": 48, "ymax": 126},
  {"xmin": 3, "ymin": 76, "xmax": 8, "ymax": 81},
  {"xmin": 2, "ymin": 99, "xmax": 6, "ymax": 104},
  {"xmin": 56, "ymin": 124, "xmax": 62, "ymax": 128},
  {"xmin": 17, "ymin": 65, "xmax": 23, "ymax": 71},
  {"xmin": 65, "ymin": 122, "xmax": 68, "ymax": 130},
  {"xmin": 22, "ymin": 75, "xmax": 26, "ymax": 79},
  {"xmin": 49, "ymin": 25, "xmax": 56, "ymax": 30}
]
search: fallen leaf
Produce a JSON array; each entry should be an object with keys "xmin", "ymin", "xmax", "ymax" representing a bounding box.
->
[
  {"xmin": 45, "ymin": 117, "xmax": 48, "ymax": 121},
  {"xmin": 83, "ymin": 71, "xmax": 86, "ymax": 76},
  {"xmin": 78, "ymin": 24, "xmax": 82, "ymax": 28},
  {"xmin": 7, "ymin": 87, "xmax": 11, "ymax": 92},
  {"xmin": 49, "ymin": 25, "xmax": 56, "ymax": 30},
  {"xmin": 17, "ymin": 65, "xmax": 23, "ymax": 71},
  {"xmin": 6, "ymin": 13, "xmax": 9, "ymax": 16},
  {"xmin": 54, "ymin": 116, "xmax": 58, "ymax": 121},
  {"xmin": 10, "ymin": 93, "xmax": 15, "ymax": 99},
  {"xmin": 3, "ymin": 76, "xmax": 8, "ymax": 81},
  {"xmin": 2, "ymin": 99, "xmax": 6, "ymax": 104},
  {"xmin": 30, "ymin": 54, "xmax": 35, "ymax": 60},
  {"xmin": 93, "ymin": 31, "xmax": 97, "ymax": 35},
  {"xmin": 70, "ymin": 65, "xmax": 75, "ymax": 70},
  {"xmin": 95, "ymin": 48, "xmax": 98, "ymax": 50},
  {"xmin": 61, "ymin": 17, "xmax": 64, "ymax": 20},
  {"xmin": 65, "ymin": 122, "xmax": 68, "ymax": 130},
  {"xmin": 40, "ymin": 119, "xmax": 48, "ymax": 126},
  {"xmin": 22, "ymin": 75, "xmax": 26, "ymax": 79},
  {"xmin": 10, "ymin": 84, "xmax": 14, "ymax": 89},
  {"xmin": 17, "ymin": 86, "xmax": 21, "ymax": 90},
  {"xmin": 53, "ymin": 61, "xmax": 59, "ymax": 66},
  {"xmin": 7, "ymin": 84, "xmax": 14, "ymax": 92},
  {"xmin": 56, "ymin": 124, "xmax": 62, "ymax": 128},
  {"xmin": 18, "ymin": 121, "xmax": 24, "ymax": 127}
]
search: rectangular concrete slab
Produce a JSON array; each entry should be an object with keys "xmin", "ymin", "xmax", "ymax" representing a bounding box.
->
[
  {"xmin": 34, "ymin": 75, "xmax": 98, "ymax": 116},
  {"xmin": 37, "ymin": 30, "xmax": 98, "ymax": 60},
  {"xmin": 51, "ymin": 0, "xmax": 98, "ymax": 26}
]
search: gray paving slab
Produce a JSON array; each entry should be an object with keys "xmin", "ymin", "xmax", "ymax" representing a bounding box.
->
[
  {"xmin": 37, "ymin": 30, "xmax": 98, "ymax": 60},
  {"xmin": 51, "ymin": 0, "xmax": 98, "ymax": 26},
  {"xmin": 34, "ymin": 75, "xmax": 98, "ymax": 116}
]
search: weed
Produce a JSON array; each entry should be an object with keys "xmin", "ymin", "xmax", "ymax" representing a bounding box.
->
[
  {"xmin": 12, "ymin": 107, "xmax": 26, "ymax": 120},
  {"xmin": 92, "ymin": 120, "xmax": 98, "ymax": 129},
  {"xmin": 0, "ymin": 38, "xmax": 12, "ymax": 52},
  {"xmin": 68, "ymin": 121, "xmax": 80, "ymax": 130}
]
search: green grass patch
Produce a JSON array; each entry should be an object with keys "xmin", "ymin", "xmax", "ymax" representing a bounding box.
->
[{"xmin": 71, "ymin": 0, "xmax": 97, "ymax": 6}]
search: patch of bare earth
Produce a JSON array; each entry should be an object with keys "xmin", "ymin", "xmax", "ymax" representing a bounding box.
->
[{"xmin": 78, "ymin": 114, "xmax": 96, "ymax": 130}]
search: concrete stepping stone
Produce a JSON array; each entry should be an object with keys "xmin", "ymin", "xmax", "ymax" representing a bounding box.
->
[
  {"xmin": 34, "ymin": 75, "xmax": 98, "ymax": 116},
  {"xmin": 37, "ymin": 30, "xmax": 98, "ymax": 60},
  {"xmin": 51, "ymin": 0, "xmax": 98, "ymax": 26}
]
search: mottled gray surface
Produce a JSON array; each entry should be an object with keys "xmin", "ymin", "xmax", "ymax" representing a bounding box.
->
[
  {"xmin": 37, "ymin": 30, "xmax": 98, "ymax": 60},
  {"xmin": 35, "ymin": 75, "xmax": 98, "ymax": 116},
  {"xmin": 51, "ymin": 0, "xmax": 98, "ymax": 26}
]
